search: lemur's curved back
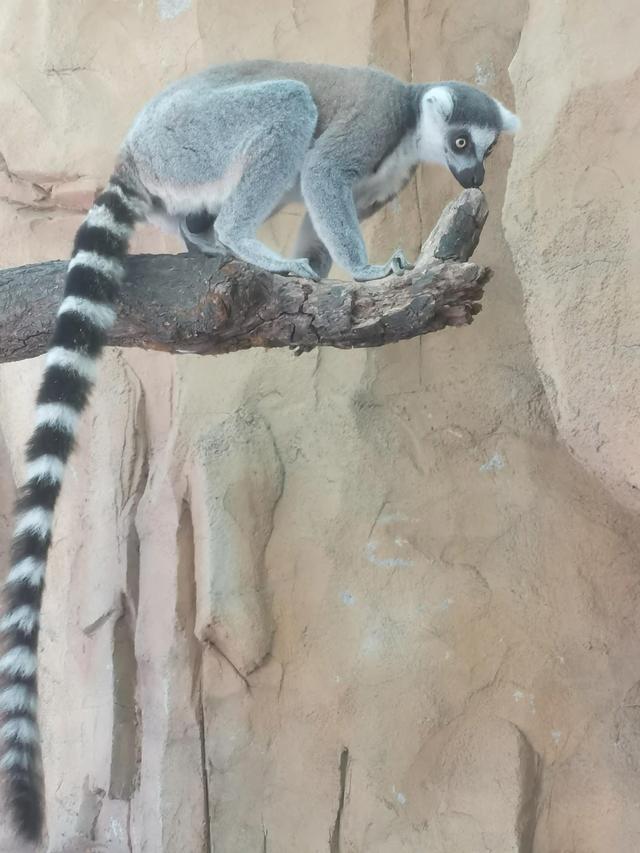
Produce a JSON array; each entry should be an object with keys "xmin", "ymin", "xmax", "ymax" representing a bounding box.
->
[{"xmin": 0, "ymin": 176, "xmax": 147, "ymax": 841}]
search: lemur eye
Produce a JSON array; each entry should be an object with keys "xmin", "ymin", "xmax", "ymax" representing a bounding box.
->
[{"xmin": 454, "ymin": 137, "xmax": 467, "ymax": 150}]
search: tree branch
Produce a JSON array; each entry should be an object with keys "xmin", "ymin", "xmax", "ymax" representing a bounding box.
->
[{"xmin": 0, "ymin": 189, "xmax": 490, "ymax": 363}]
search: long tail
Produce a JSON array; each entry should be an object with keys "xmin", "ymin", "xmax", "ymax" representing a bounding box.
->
[{"xmin": 0, "ymin": 174, "xmax": 147, "ymax": 842}]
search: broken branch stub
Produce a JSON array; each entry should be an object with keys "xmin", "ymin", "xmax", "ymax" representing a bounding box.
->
[{"xmin": 0, "ymin": 189, "xmax": 490, "ymax": 364}]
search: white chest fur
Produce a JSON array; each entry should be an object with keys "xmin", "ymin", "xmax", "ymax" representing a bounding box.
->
[{"xmin": 354, "ymin": 133, "xmax": 419, "ymax": 211}]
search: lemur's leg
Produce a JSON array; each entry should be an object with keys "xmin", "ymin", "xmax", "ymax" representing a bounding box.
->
[
  {"xmin": 211, "ymin": 83, "xmax": 320, "ymax": 280},
  {"xmin": 301, "ymin": 139, "xmax": 413, "ymax": 282},
  {"xmin": 180, "ymin": 210, "xmax": 229, "ymax": 257},
  {"xmin": 135, "ymin": 80, "xmax": 319, "ymax": 277},
  {"xmin": 292, "ymin": 214, "xmax": 333, "ymax": 279},
  {"xmin": 182, "ymin": 192, "xmax": 300, "ymax": 261}
]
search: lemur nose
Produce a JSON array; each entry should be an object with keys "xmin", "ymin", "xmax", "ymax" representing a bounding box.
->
[
  {"xmin": 454, "ymin": 164, "xmax": 485, "ymax": 189},
  {"xmin": 472, "ymin": 164, "xmax": 485, "ymax": 187}
]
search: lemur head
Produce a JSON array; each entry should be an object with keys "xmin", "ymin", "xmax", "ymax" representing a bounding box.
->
[{"xmin": 418, "ymin": 82, "xmax": 520, "ymax": 188}]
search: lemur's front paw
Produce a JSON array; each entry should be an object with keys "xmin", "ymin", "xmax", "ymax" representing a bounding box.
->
[{"xmin": 352, "ymin": 249, "xmax": 414, "ymax": 282}]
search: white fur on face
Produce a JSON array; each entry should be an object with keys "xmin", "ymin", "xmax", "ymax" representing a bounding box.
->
[
  {"xmin": 417, "ymin": 91, "xmax": 450, "ymax": 165},
  {"xmin": 470, "ymin": 126, "xmax": 498, "ymax": 160},
  {"xmin": 423, "ymin": 86, "xmax": 454, "ymax": 121},
  {"xmin": 496, "ymin": 101, "xmax": 520, "ymax": 133}
]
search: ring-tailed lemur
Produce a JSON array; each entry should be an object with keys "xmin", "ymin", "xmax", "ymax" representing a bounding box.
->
[{"xmin": 0, "ymin": 59, "xmax": 518, "ymax": 842}]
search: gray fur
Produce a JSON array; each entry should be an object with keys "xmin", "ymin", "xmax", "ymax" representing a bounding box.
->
[
  {"xmin": 292, "ymin": 214, "xmax": 333, "ymax": 280},
  {"xmin": 119, "ymin": 60, "xmax": 518, "ymax": 280}
]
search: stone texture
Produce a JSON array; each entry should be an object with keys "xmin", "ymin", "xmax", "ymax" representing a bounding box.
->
[
  {"xmin": 503, "ymin": 0, "xmax": 640, "ymax": 510},
  {"xmin": 0, "ymin": 1, "xmax": 639, "ymax": 852}
]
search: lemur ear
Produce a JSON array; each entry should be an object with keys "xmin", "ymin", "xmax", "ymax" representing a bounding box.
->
[
  {"xmin": 423, "ymin": 86, "xmax": 454, "ymax": 121},
  {"xmin": 495, "ymin": 100, "xmax": 520, "ymax": 133}
]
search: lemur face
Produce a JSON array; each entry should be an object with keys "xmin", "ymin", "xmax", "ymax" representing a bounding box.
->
[
  {"xmin": 419, "ymin": 83, "xmax": 519, "ymax": 189},
  {"xmin": 444, "ymin": 125, "xmax": 497, "ymax": 188}
]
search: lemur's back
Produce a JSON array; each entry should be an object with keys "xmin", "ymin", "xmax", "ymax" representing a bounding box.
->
[
  {"xmin": 196, "ymin": 60, "xmax": 415, "ymax": 117},
  {"xmin": 142, "ymin": 60, "xmax": 420, "ymax": 144}
]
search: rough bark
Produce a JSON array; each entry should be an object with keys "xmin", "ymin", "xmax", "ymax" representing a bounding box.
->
[{"xmin": 0, "ymin": 189, "xmax": 489, "ymax": 363}]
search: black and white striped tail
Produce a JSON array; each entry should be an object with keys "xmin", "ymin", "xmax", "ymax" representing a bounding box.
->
[{"xmin": 0, "ymin": 176, "xmax": 146, "ymax": 842}]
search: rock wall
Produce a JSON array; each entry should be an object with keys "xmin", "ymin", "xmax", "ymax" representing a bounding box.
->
[
  {"xmin": 0, "ymin": 1, "xmax": 639, "ymax": 851},
  {"xmin": 504, "ymin": 0, "xmax": 640, "ymax": 510}
]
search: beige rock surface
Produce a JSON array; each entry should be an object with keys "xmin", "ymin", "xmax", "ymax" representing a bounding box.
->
[
  {"xmin": 0, "ymin": 1, "xmax": 639, "ymax": 852},
  {"xmin": 503, "ymin": 0, "xmax": 640, "ymax": 509}
]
